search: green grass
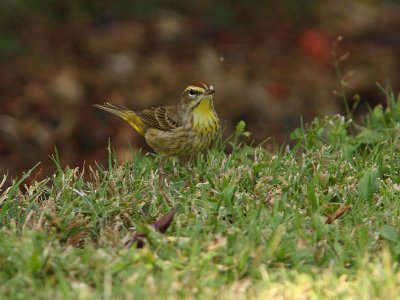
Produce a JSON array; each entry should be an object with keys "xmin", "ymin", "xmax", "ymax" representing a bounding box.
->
[{"xmin": 1, "ymin": 90, "xmax": 400, "ymax": 299}]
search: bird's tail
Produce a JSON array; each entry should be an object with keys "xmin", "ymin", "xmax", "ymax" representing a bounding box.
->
[{"xmin": 93, "ymin": 102, "xmax": 146, "ymax": 136}]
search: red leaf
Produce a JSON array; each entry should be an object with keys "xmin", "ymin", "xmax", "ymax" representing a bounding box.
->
[
  {"xmin": 124, "ymin": 209, "xmax": 176, "ymax": 248},
  {"xmin": 151, "ymin": 209, "xmax": 176, "ymax": 233}
]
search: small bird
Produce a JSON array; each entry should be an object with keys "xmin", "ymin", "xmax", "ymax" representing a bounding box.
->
[{"xmin": 94, "ymin": 82, "xmax": 220, "ymax": 172}]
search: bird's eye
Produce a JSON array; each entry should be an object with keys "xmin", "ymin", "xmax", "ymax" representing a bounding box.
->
[{"xmin": 188, "ymin": 90, "xmax": 197, "ymax": 97}]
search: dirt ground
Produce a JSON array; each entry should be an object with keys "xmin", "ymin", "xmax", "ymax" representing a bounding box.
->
[{"xmin": 1, "ymin": 0, "xmax": 399, "ymax": 184}]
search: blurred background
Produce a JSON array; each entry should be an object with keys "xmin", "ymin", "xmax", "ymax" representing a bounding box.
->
[{"xmin": 0, "ymin": 0, "xmax": 399, "ymax": 184}]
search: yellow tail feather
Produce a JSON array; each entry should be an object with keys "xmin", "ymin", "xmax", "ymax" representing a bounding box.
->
[{"xmin": 93, "ymin": 102, "xmax": 146, "ymax": 136}]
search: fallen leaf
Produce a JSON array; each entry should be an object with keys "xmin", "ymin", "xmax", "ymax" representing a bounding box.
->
[
  {"xmin": 324, "ymin": 204, "xmax": 351, "ymax": 224},
  {"xmin": 124, "ymin": 209, "xmax": 176, "ymax": 248},
  {"xmin": 151, "ymin": 209, "xmax": 176, "ymax": 233}
]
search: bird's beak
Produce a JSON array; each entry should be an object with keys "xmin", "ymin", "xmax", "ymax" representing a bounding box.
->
[{"xmin": 204, "ymin": 89, "xmax": 215, "ymax": 95}]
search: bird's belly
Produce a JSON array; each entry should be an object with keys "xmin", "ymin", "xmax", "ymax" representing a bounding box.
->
[{"xmin": 145, "ymin": 118, "xmax": 219, "ymax": 157}]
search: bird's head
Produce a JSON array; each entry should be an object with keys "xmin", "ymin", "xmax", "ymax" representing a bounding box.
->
[{"xmin": 181, "ymin": 82, "xmax": 215, "ymax": 112}]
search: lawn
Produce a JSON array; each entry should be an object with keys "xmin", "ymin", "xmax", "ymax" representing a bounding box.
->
[{"xmin": 1, "ymin": 89, "xmax": 400, "ymax": 299}]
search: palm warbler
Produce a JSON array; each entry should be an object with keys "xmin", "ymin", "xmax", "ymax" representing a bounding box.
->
[{"xmin": 94, "ymin": 82, "xmax": 220, "ymax": 161}]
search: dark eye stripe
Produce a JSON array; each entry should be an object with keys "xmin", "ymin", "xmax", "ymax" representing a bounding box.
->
[{"xmin": 188, "ymin": 90, "xmax": 200, "ymax": 96}]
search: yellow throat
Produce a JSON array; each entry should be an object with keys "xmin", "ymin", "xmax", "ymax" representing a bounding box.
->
[
  {"xmin": 192, "ymin": 97, "xmax": 217, "ymax": 133},
  {"xmin": 193, "ymin": 97, "xmax": 213, "ymax": 118}
]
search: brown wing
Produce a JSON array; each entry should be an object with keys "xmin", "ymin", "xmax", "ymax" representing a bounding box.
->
[{"xmin": 135, "ymin": 105, "xmax": 182, "ymax": 131}]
